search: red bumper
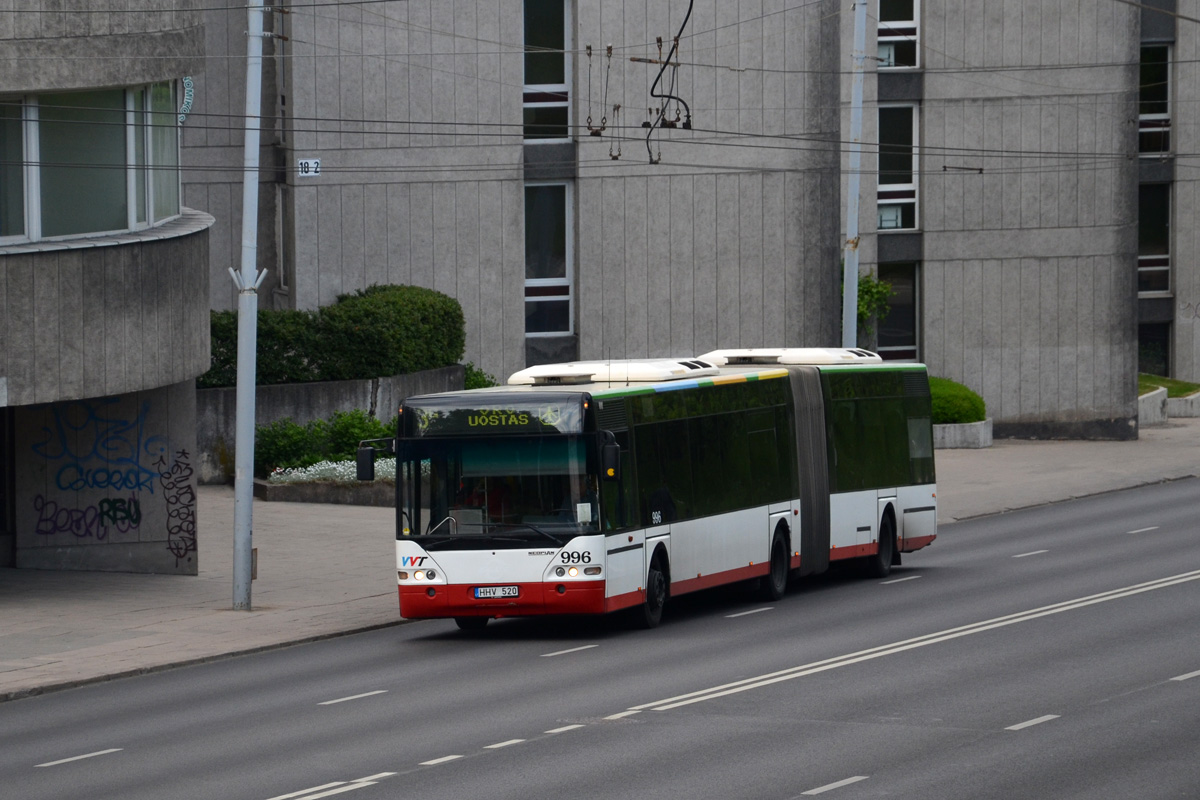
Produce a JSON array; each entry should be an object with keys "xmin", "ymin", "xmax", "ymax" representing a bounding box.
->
[{"xmin": 400, "ymin": 580, "xmax": 607, "ymax": 619}]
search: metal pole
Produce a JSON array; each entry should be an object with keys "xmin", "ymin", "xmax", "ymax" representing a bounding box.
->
[
  {"xmin": 841, "ymin": 0, "xmax": 869, "ymax": 349},
  {"xmin": 232, "ymin": 0, "xmax": 267, "ymax": 610}
]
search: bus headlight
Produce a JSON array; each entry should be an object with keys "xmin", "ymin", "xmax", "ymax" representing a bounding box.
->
[
  {"xmin": 398, "ymin": 571, "xmax": 408, "ymax": 580},
  {"xmin": 556, "ymin": 567, "xmax": 566, "ymax": 577},
  {"xmin": 425, "ymin": 570, "xmax": 437, "ymax": 580},
  {"xmin": 584, "ymin": 567, "xmax": 601, "ymax": 576},
  {"xmin": 568, "ymin": 567, "xmax": 579, "ymax": 577},
  {"xmin": 414, "ymin": 570, "xmax": 425, "ymax": 581}
]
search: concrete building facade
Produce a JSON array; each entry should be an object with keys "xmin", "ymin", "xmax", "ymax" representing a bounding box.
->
[
  {"xmin": 1, "ymin": 2, "xmax": 211, "ymax": 571},
  {"xmin": 847, "ymin": 0, "xmax": 1142, "ymax": 438},
  {"xmin": 189, "ymin": 0, "xmax": 844, "ymax": 382}
]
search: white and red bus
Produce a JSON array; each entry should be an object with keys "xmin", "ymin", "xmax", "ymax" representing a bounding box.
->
[{"xmin": 359, "ymin": 348, "xmax": 937, "ymax": 630}]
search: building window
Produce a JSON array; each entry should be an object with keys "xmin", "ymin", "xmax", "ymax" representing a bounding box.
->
[
  {"xmin": 1138, "ymin": 183, "xmax": 1170, "ymax": 294},
  {"xmin": 525, "ymin": 183, "xmax": 573, "ymax": 335},
  {"xmin": 0, "ymin": 83, "xmax": 180, "ymax": 244},
  {"xmin": 878, "ymin": 0, "xmax": 918, "ymax": 69},
  {"xmin": 877, "ymin": 262, "xmax": 919, "ymax": 361},
  {"xmin": 1139, "ymin": 45, "xmax": 1170, "ymax": 155},
  {"xmin": 524, "ymin": 0, "xmax": 570, "ymax": 140},
  {"xmin": 1138, "ymin": 323, "xmax": 1170, "ymax": 377},
  {"xmin": 878, "ymin": 105, "xmax": 917, "ymax": 231}
]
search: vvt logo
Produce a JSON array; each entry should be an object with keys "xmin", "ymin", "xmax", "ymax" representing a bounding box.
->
[{"xmin": 400, "ymin": 556, "xmax": 428, "ymax": 567}]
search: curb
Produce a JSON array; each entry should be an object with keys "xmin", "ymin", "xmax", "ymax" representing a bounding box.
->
[{"xmin": 0, "ymin": 618, "xmax": 410, "ymax": 704}]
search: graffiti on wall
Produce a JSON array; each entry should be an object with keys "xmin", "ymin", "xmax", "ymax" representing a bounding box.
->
[
  {"xmin": 28, "ymin": 397, "xmax": 197, "ymax": 560},
  {"xmin": 33, "ymin": 494, "xmax": 142, "ymax": 540},
  {"xmin": 158, "ymin": 449, "xmax": 197, "ymax": 564},
  {"xmin": 31, "ymin": 398, "xmax": 168, "ymax": 495}
]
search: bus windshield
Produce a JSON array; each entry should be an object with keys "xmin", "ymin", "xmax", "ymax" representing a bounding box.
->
[{"xmin": 397, "ymin": 435, "xmax": 601, "ymax": 543}]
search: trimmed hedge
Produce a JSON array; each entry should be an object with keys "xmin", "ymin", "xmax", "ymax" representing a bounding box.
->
[
  {"xmin": 199, "ymin": 285, "xmax": 465, "ymax": 388},
  {"xmin": 929, "ymin": 377, "xmax": 986, "ymax": 424}
]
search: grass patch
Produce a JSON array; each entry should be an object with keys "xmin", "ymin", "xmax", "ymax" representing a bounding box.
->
[{"xmin": 1138, "ymin": 373, "xmax": 1200, "ymax": 398}]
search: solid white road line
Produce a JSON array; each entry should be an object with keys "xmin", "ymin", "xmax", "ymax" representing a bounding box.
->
[
  {"xmin": 485, "ymin": 739, "xmax": 525, "ymax": 749},
  {"xmin": 318, "ymin": 690, "xmax": 388, "ymax": 706},
  {"xmin": 1127, "ymin": 527, "xmax": 1159, "ymax": 534},
  {"xmin": 545, "ymin": 724, "xmax": 586, "ymax": 733},
  {"xmin": 628, "ymin": 569, "xmax": 1200, "ymax": 712},
  {"xmin": 1005, "ymin": 714, "xmax": 1060, "ymax": 731},
  {"xmin": 801, "ymin": 776, "xmax": 869, "ymax": 795},
  {"xmin": 36, "ymin": 748, "xmax": 123, "ymax": 768},
  {"xmin": 726, "ymin": 607, "xmax": 774, "ymax": 618},
  {"xmin": 1170, "ymin": 669, "xmax": 1200, "ymax": 682},
  {"xmin": 266, "ymin": 784, "xmax": 346, "ymax": 800},
  {"xmin": 267, "ymin": 774, "xmax": 398, "ymax": 800},
  {"xmin": 881, "ymin": 575, "xmax": 922, "ymax": 585},
  {"xmin": 604, "ymin": 710, "xmax": 641, "ymax": 720},
  {"xmin": 1012, "ymin": 550, "xmax": 1049, "ymax": 558},
  {"xmin": 420, "ymin": 755, "xmax": 463, "ymax": 766},
  {"xmin": 541, "ymin": 645, "xmax": 598, "ymax": 658}
]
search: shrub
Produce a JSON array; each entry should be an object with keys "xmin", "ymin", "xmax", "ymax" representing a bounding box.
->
[
  {"xmin": 325, "ymin": 409, "xmax": 394, "ymax": 462},
  {"xmin": 199, "ymin": 284, "xmax": 466, "ymax": 388},
  {"xmin": 929, "ymin": 377, "xmax": 986, "ymax": 425},
  {"xmin": 313, "ymin": 285, "xmax": 466, "ymax": 381},
  {"xmin": 464, "ymin": 362, "xmax": 499, "ymax": 389},
  {"xmin": 254, "ymin": 417, "xmax": 329, "ymax": 478}
]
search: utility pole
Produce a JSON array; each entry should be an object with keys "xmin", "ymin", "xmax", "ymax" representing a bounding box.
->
[
  {"xmin": 231, "ymin": 0, "xmax": 269, "ymax": 610},
  {"xmin": 841, "ymin": 0, "xmax": 869, "ymax": 349}
]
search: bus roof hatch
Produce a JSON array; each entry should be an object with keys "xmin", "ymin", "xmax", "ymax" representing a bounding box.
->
[
  {"xmin": 698, "ymin": 348, "xmax": 883, "ymax": 366},
  {"xmin": 508, "ymin": 358, "xmax": 720, "ymax": 385}
]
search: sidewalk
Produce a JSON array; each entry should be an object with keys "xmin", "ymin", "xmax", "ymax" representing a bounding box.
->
[{"xmin": 3, "ymin": 418, "xmax": 1198, "ymax": 701}]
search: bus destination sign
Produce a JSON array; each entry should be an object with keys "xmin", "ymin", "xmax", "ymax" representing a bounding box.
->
[{"xmin": 411, "ymin": 399, "xmax": 584, "ymax": 436}]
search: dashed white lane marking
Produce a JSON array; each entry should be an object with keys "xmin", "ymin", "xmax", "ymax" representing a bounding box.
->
[
  {"xmin": 1012, "ymin": 550, "xmax": 1049, "ymax": 558},
  {"xmin": 1005, "ymin": 714, "xmax": 1060, "ymax": 731},
  {"xmin": 604, "ymin": 710, "xmax": 641, "ymax": 720},
  {"xmin": 726, "ymin": 607, "xmax": 773, "ymax": 618},
  {"xmin": 36, "ymin": 748, "xmax": 123, "ymax": 768},
  {"xmin": 1128, "ymin": 526, "xmax": 1160, "ymax": 534},
  {"xmin": 541, "ymin": 645, "xmax": 598, "ymax": 658},
  {"xmin": 485, "ymin": 739, "xmax": 525, "ymax": 749},
  {"xmin": 1171, "ymin": 669, "xmax": 1200, "ymax": 682},
  {"xmin": 881, "ymin": 575, "xmax": 922, "ymax": 585},
  {"xmin": 318, "ymin": 690, "xmax": 388, "ymax": 706},
  {"xmin": 545, "ymin": 724, "xmax": 586, "ymax": 733},
  {"xmin": 266, "ymin": 774, "xmax": 396, "ymax": 800},
  {"xmin": 420, "ymin": 755, "xmax": 463, "ymax": 766},
  {"xmin": 628, "ymin": 570, "xmax": 1200, "ymax": 712},
  {"xmin": 801, "ymin": 776, "xmax": 869, "ymax": 795}
]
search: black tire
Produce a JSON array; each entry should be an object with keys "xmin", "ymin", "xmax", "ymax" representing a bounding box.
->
[
  {"xmin": 454, "ymin": 616, "xmax": 489, "ymax": 631},
  {"xmin": 637, "ymin": 556, "xmax": 667, "ymax": 629},
  {"xmin": 759, "ymin": 534, "xmax": 788, "ymax": 601},
  {"xmin": 865, "ymin": 515, "xmax": 895, "ymax": 579}
]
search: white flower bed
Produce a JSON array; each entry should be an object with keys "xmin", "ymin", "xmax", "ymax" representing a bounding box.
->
[{"xmin": 269, "ymin": 458, "xmax": 397, "ymax": 484}]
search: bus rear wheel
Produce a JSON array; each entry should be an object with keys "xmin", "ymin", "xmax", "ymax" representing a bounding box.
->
[
  {"xmin": 865, "ymin": 515, "xmax": 895, "ymax": 579},
  {"xmin": 637, "ymin": 557, "xmax": 667, "ymax": 629},
  {"xmin": 454, "ymin": 616, "xmax": 489, "ymax": 631},
  {"xmin": 759, "ymin": 534, "xmax": 788, "ymax": 601}
]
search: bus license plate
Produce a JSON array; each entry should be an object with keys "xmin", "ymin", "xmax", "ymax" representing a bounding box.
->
[{"xmin": 475, "ymin": 585, "xmax": 519, "ymax": 599}]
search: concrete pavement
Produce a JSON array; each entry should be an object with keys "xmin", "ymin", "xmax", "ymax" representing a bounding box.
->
[{"xmin": 2, "ymin": 417, "xmax": 1198, "ymax": 701}]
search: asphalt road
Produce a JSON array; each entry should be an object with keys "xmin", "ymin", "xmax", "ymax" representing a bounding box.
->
[{"xmin": 4, "ymin": 479, "xmax": 1199, "ymax": 800}]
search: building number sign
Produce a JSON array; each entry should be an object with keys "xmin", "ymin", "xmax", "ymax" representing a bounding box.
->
[{"xmin": 297, "ymin": 158, "xmax": 321, "ymax": 177}]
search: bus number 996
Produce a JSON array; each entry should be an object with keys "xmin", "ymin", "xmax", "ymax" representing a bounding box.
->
[{"xmin": 561, "ymin": 551, "xmax": 591, "ymax": 564}]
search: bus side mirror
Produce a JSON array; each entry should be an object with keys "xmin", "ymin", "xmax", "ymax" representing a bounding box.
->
[
  {"xmin": 602, "ymin": 442, "xmax": 621, "ymax": 481},
  {"xmin": 356, "ymin": 447, "xmax": 376, "ymax": 481}
]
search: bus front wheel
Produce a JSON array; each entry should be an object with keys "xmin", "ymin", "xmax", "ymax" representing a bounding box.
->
[{"xmin": 454, "ymin": 616, "xmax": 489, "ymax": 631}]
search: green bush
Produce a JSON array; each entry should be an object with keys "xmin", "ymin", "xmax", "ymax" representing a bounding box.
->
[
  {"xmin": 254, "ymin": 417, "xmax": 329, "ymax": 477},
  {"xmin": 313, "ymin": 285, "xmax": 465, "ymax": 381},
  {"xmin": 254, "ymin": 410, "xmax": 397, "ymax": 477},
  {"xmin": 199, "ymin": 285, "xmax": 466, "ymax": 388},
  {"xmin": 464, "ymin": 362, "xmax": 499, "ymax": 389},
  {"xmin": 929, "ymin": 377, "xmax": 986, "ymax": 425}
]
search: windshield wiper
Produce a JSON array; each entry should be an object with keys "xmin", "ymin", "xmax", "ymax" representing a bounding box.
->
[{"xmin": 493, "ymin": 522, "xmax": 564, "ymax": 546}]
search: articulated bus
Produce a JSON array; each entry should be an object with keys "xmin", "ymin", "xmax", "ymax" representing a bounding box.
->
[{"xmin": 358, "ymin": 348, "xmax": 937, "ymax": 630}]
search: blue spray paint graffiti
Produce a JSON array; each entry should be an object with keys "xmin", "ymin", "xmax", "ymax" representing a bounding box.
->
[{"xmin": 31, "ymin": 398, "xmax": 169, "ymax": 495}]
